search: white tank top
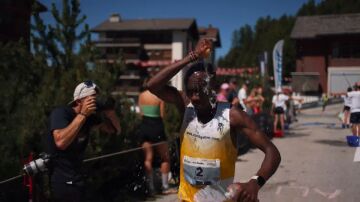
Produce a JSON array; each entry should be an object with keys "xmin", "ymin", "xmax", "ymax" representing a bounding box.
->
[{"xmin": 178, "ymin": 103, "xmax": 237, "ymax": 202}]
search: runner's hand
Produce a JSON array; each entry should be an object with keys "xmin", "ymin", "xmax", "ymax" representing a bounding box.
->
[
  {"xmin": 227, "ymin": 181, "xmax": 259, "ymax": 202},
  {"xmin": 194, "ymin": 38, "xmax": 212, "ymax": 58},
  {"xmin": 80, "ymin": 96, "xmax": 97, "ymax": 117}
]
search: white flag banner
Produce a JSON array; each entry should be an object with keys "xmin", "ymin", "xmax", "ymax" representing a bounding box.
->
[{"xmin": 273, "ymin": 40, "xmax": 284, "ymax": 89}]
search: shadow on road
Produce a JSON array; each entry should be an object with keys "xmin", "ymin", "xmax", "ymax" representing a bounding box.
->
[
  {"xmin": 299, "ymin": 114, "xmax": 337, "ymax": 118},
  {"xmin": 314, "ymin": 139, "xmax": 347, "ymax": 147},
  {"xmin": 284, "ymin": 132, "xmax": 309, "ymax": 138}
]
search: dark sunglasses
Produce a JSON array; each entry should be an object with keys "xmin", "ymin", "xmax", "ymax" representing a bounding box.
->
[
  {"xmin": 84, "ymin": 80, "xmax": 94, "ymax": 87},
  {"xmin": 78, "ymin": 80, "xmax": 97, "ymax": 98}
]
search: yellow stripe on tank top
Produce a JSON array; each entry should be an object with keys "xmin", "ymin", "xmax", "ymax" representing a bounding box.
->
[{"xmin": 178, "ymin": 128, "xmax": 237, "ymax": 201}]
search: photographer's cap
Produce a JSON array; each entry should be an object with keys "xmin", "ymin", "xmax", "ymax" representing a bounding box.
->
[{"xmin": 69, "ymin": 81, "xmax": 99, "ymax": 105}]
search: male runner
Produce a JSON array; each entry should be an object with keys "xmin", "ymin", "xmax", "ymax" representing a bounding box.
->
[{"xmin": 147, "ymin": 39, "xmax": 281, "ymax": 202}]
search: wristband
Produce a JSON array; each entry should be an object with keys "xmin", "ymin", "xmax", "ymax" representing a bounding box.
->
[
  {"xmin": 251, "ymin": 175, "xmax": 266, "ymax": 187},
  {"xmin": 78, "ymin": 112, "xmax": 87, "ymax": 118},
  {"xmin": 189, "ymin": 51, "xmax": 199, "ymax": 62}
]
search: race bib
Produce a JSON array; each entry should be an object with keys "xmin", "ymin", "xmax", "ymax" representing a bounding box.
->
[{"xmin": 183, "ymin": 156, "xmax": 220, "ymax": 186}]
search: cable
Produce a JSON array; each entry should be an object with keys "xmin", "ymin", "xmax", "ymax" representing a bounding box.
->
[
  {"xmin": 0, "ymin": 174, "xmax": 24, "ymax": 185},
  {"xmin": 0, "ymin": 140, "xmax": 174, "ymax": 185},
  {"xmin": 83, "ymin": 141, "xmax": 168, "ymax": 163}
]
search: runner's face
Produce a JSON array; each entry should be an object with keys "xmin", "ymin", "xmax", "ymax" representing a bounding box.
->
[{"xmin": 186, "ymin": 71, "xmax": 213, "ymax": 109}]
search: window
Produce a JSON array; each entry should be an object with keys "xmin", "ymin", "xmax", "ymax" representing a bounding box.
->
[{"xmin": 332, "ymin": 42, "xmax": 360, "ymax": 58}]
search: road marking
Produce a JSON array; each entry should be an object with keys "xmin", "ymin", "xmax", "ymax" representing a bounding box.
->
[
  {"xmin": 313, "ymin": 188, "xmax": 341, "ymax": 199},
  {"xmin": 353, "ymin": 147, "xmax": 360, "ymax": 162},
  {"xmin": 275, "ymin": 184, "xmax": 341, "ymax": 199},
  {"xmin": 275, "ymin": 186, "xmax": 282, "ymax": 195},
  {"xmin": 328, "ymin": 189, "xmax": 341, "ymax": 199},
  {"xmin": 275, "ymin": 183, "xmax": 309, "ymax": 197}
]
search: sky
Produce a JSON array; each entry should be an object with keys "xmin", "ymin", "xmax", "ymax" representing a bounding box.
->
[{"xmin": 38, "ymin": 0, "xmax": 320, "ymax": 59}]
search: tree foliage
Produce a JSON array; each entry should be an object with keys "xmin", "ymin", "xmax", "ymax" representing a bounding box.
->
[
  {"xmin": 218, "ymin": 15, "xmax": 295, "ymax": 78},
  {"xmin": 0, "ymin": 0, "xmax": 126, "ymax": 181}
]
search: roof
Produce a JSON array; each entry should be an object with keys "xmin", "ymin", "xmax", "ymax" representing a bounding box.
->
[
  {"xmin": 91, "ymin": 17, "xmax": 198, "ymax": 37},
  {"xmin": 199, "ymin": 26, "xmax": 221, "ymax": 47},
  {"xmin": 291, "ymin": 13, "xmax": 360, "ymax": 39}
]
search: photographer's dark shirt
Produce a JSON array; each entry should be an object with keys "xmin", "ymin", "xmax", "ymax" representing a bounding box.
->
[{"xmin": 48, "ymin": 106, "xmax": 101, "ymax": 183}]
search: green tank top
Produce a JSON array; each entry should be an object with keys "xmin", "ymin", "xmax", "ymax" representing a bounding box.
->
[{"xmin": 141, "ymin": 105, "xmax": 160, "ymax": 117}]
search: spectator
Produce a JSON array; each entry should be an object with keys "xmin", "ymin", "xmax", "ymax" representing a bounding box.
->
[
  {"xmin": 217, "ymin": 83, "xmax": 230, "ymax": 102},
  {"xmin": 272, "ymin": 88, "xmax": 289, "ymax": 133},
  {"xmin": 341, "ymin": 87, "xmax": 352, "ymax": 129},
  {"xmin": 333, "ymin": 84, "xmax": 360, "ymax": 135},
  {"xmin": 138, "ymin": 85, "xmax": 176, "ymax": 195},
  {"xmin": 238, "ymin": 83, "xmax": 248, "ymax": 111},
  {"xmin": 286, "ymin": 90, "xmax": 297, "ymax": 123},
  {"xmin": 255, "ymin": 86, "xmax": 265, "ymax": 113},
  {"xmin": 321, "ymin": 93, "xmax": 329, "ymax": 112},
  {"xmin": 48, "ymin": 81, "xmax": 121, "ymax": 202},
  {"xmin": 349, "ymin": 84, "xmax": 360, "ymax": 136},
  {"xmin": 246, "ymin": 88, "xmax": 258, "ymax": 115},
  {"xmin": 227, "ymin": 78, "xmax": 240, "ymax": 106},
  {"xmin": 293, "ymin": 92, "xmax": 303, "ymax": 114}
]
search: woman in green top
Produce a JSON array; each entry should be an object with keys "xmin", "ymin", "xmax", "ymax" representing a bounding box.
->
[{"xmin": 138, "ymin": 87, "xmax": 175, "ymax": 194}]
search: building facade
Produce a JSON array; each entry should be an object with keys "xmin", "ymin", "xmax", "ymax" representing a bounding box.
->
[
  {"xmin": 91, "ymin": 14, "xmax": 221, "ymax": 97},
  {"xmin": 291, "ymin": 13, "xmax": 360, "ymax": 94}
]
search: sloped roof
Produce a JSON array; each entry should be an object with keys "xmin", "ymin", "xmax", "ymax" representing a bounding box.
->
[
  {"xmin": 291, "ymin": 13, "xmax": 360, "ymax": 39},
  {"xmin": 92, "ymin": 18, "xmax": 197, "ymax": 32}
]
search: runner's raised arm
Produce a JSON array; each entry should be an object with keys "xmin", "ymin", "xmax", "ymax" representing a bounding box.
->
[{"xmin": 146, "ymin": 39, "xmax": 212, "ymax": 113}]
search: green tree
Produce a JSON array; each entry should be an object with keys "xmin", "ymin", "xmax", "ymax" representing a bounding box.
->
[{"xmin": 0, "ymin": 0, "xmax": 125, "ymax": 180}]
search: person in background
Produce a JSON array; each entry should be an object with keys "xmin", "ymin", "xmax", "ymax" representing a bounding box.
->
[
  {"xmin": 272, "ymin": 88, "xmax": 289, "ymax": 133},
  {"xmin": 238, "ymin": 82, "xmax": 248, "ymax": 112},
  {"xmin": 227, "ymin": 78, "xmax": 240, "ymax": 106},
  {"xmin": 217, "ymin": 83, "xmax": 230, "ymax": 102},
  {"xmin": 332, "ymin": 84, "xmax": 360, "ymax": 135},
  {"xmin": 341, "ymin": 87, "xmax": 352, "ymax": 129},
  {"xmin": 246, "ymin": 88, "xmax": 259, "ymax": 115},
  {"xmin": 48, "ymin": 81, "xmax": 121, "ymax": 202},
  {"xmin": 321, "ymin": 93, "xmax": 329, "ymax": 112},
  {"xmin": 293, "ymin": 92, "xmax": 303, "ymax": 115},
  {"xmin": 255, "ymin": 86, "xmax": 265, "ymax": 114},
  {"xmin": 137, "ymin": 85, "xmax": 176, "ymax": 195},
  {"xmin": 348, "ymin": 84, "xmax": 360, "ymax": 136},
  {"xmin": 286, "ymin": 89, "xmax": 297, "ymax": 123}
]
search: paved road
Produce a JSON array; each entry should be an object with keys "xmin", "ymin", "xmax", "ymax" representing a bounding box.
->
[{"xmin": 151, "ymin": 104, "xmax": 360, "ymax": 201}]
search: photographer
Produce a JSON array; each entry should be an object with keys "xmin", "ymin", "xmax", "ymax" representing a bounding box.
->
[{"xmin": 47, "ymin": 81, "xmax": 121, "ymax": 202}]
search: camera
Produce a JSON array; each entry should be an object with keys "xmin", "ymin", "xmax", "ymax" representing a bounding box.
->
[
  {"xmin": 96, "ymin": 96, "xmax": 116, "ymax": 112},
  {"xmin": 23, "ymin": 153, "xmax": 51, "ymax": 176}
]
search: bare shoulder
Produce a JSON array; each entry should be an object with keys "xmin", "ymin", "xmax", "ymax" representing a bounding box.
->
[
  {"xmin": 229, "ymin": 106, "xmax": 245, "ymax": 127},
  {"xmin": 229, "ymin": 106, "xmax": 256, "ymax": 130},
  {"xmin": 149, "ymin": 85, "xmax": 186, "ymax": 115}
]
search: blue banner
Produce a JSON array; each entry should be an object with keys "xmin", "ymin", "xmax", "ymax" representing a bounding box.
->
[{"xmin": 273, "ymin": 40, "xmax": 284, "ymax": 89}]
